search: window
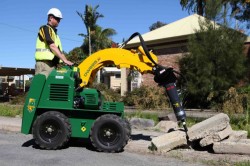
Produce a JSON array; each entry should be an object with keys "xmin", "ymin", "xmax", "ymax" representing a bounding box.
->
[{"xmin": 115, "ymin": 74, "xmax": 121, "ymax": 79}]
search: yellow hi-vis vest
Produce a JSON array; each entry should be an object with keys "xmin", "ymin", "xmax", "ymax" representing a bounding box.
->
[{"xmin": 35, "ymin": 25, "xmax": 63, "ymax": 61}]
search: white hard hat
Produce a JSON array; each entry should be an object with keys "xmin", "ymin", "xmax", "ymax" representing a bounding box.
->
[{"xmin": 47, "ymin": 8, "xmax": 63, "ymax": 19}]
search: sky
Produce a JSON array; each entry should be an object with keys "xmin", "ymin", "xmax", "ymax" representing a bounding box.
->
[{"xmin": 0, "ymin": 0, "xmax": 189, "ymax": 68}]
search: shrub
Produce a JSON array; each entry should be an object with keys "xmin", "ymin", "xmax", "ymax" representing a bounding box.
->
[
  {"xmin": 123, "ymin": 85, "xmax": 170, "ymax": 109},
  {"xmin": 10, "ymin": 93, "xmax": 27, "ymax": 105},
  {"xmin": 90, "ymin": 83, "xmax": 122, "ymax": 102},
  {"xmin": 221, "ymin": 87, "xmax": 245, "ymax": 114}
]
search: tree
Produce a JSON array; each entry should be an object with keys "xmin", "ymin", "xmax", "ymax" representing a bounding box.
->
[
  {"xmin": 67, "ymin": 47, "xmax": 87, "ymax": 66},
  {"xmin": 180, "ymin": 0, "xmax": 250, "ymax": 28},
  {"xmin": 149, "ymin": 21, "xmax": 167, "ymax": 31},
  {"xmin": 179, "ymin": 19, "xmax": 247, "ymax": 108},
  {"xmin": 92, "ymin": 26, "xmax": 116, "ymax": 51},
  {"xmin": 77, "ymin": 5, "xmax": 104, "ymax": 55},
  {"xmin": 81, "ymin": 25, "xmax": 116, "ymax": 54},
  {"xmin": 229, "ymin": 0, "xmax": 250, "ymax": 28},
  {"xmin": 180, "ymin": 0, "xmax": 206, "ymax": 16}
]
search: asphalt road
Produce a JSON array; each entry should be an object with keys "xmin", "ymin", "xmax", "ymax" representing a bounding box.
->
[{"xmin": 0, "ymin": 130, "xmax": 205, "ymax": 166}]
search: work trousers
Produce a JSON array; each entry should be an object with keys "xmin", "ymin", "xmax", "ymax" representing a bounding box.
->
[{"xmin": 35, "ymin": 60, "xmax": 55, "ymax": 78}]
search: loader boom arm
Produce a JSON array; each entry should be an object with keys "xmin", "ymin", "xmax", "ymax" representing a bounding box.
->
[
  {"xmin": 77, "ymin": 32, "xmax": 187, "ymax": 132},
  {"xmin": 77, "ymin": 46, "xmax": 158, "ymax": 87}
]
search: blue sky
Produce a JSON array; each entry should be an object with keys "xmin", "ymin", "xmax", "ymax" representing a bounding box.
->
[{"xmin": 0, "ymin": 0, "xmax": 190, "ymax": 68}]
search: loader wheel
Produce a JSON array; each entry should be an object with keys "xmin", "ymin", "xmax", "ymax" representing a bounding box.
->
[
  {"xmin": 32, "ymin": 111, "xmax": 71, "ymax": 150},
  {"xmin": 124, "ymin": 118, "xmax": 132, "ymax": 138},
  {"xmin": 90, "ymin": 114, "xmax": 130, "ymax": 152}
]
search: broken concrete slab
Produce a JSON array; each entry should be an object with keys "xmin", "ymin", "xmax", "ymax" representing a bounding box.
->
[
  {"xmin": 213, "ymin": 139, "xmax": 250, "ymax": 155},
  {"xmin": 150, "ymin": 130, "xmax": 187, "ymax": 152},
  {"xmin": 125, "ymin": 140, "xmax": 151, "ymax": 153},
  {"xmin": 187, "ymin": 113, "xmax": 230, "ymax": 141},
  {"xmin": 225, "ymin": 130, "xmax": 248, "ymax": 142},
  {"xmin": 199, "ymin": 125, "xmax": 232, "ymax": 147},
  {"xmin": 152, "ymin": 120, "xmax": 178, "ymax": 133}
]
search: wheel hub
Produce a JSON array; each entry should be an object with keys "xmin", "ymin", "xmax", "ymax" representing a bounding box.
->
[
  {"xmin": 46, "ymin": 125, "xmax": 54, "ymax": 134},
  {"xmin": 104, "ymin": 129, "xmax": 112, "ymax": 137}
]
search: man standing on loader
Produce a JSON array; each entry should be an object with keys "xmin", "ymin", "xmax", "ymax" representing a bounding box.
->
[{"xmin": 35, "ymin": 8, "xmax": 73, "ymax": 77}]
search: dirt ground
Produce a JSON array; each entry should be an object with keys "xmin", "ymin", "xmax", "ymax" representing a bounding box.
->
[
  {"xmin": 127, "ymin": 135, "xmax": 250, "ymax": 166},
  {"xmin": 169, "ymin": 148, "xmax": 250, "ymax": 165}
]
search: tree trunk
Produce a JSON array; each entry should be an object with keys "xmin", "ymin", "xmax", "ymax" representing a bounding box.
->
[
  {"xmin": 88, "ymin": 27, "xmax": 91, "ymax": 55},
  {"xmin": 197, "ymin": 0, "xmax": 204, "ymax": 16}
]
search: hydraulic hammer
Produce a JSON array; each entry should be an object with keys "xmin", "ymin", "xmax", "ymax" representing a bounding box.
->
[{"xmin": 153, "ymin": 65, "xmax": 188, "ymax": 132}]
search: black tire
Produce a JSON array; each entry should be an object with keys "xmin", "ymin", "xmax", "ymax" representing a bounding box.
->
[
  {"xmin": 32, "ymin": 111, "xmax": 71, "ymax": 150},
  {"xmin": 90, "ymin": 114, "xmax": 130, "ymax": 152},
  {"xmin": 124, "ymin": 118, "xmax": 132, "ymax": 138}
]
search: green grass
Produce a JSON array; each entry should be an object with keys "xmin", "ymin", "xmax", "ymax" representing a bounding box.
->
[
  {"xmin": 185, "ymin": 117, "xmax": 206, "ymax": 127},
  {"xmin": 235, "ymin": 161, "xmax": 250, "ymax": 166},
  {"xmin": 0, "ymin": 104, "xmax": 23, "ymax": 117}
]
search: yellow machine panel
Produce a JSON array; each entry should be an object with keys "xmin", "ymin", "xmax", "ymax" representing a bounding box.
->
[{"xmin": 78, "ymin": 46, "xmax": 158, "ymax": 87}]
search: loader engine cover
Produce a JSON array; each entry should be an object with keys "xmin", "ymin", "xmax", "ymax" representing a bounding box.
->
[{"xmin": 75, "ymin": 88, "xmax": 102, "ymax": 109}]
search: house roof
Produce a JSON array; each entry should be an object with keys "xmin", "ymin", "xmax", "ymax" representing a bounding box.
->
[
  {"xmin": 126, "ymin": 14, "xmax": 218, "ymax": 48},
  {"xmin": 0, "ymin": 67, "xmax": 35, "ymax": 76}
]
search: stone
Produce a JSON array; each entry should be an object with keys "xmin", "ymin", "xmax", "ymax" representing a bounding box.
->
[
  {"xmin": 150, "ymin": 130, "xmax": 187, "ymax": 152},
  {"xmin": 187, "ymin": 113, "xmax": 230, "ymax": 141},
  {"xmin": 213, "ymin": 139, "xmax": 250, "ymax": 155},
  {"xmin": 199, "ymin": 125, "xmax": 232, "ymax": 147},
  {"xmin": 225, "ymin": 130, "xmax": 248, "ymax": 142}
]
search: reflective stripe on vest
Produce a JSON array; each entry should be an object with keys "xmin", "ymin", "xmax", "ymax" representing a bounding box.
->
[{"xmin": 35, "ymin": 25, "xmax": 63, "ymax": 61}]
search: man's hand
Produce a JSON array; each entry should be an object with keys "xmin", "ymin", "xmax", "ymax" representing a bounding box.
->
[{"xmin": 63, "ymin": 59, "xmax": 74, "ymax": 66}]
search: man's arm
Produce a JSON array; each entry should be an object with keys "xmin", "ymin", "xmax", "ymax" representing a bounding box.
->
[
  {"xmin": 42, "ymin": 26, "xmax": 73, "ymax": 66},
  {"xmin": 49, "ymin": 43, "xmax": 73, "ymax": 65}
]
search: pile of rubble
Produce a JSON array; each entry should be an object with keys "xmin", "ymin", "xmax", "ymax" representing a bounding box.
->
[{"xmin": 150, "ymin": 113, "xmax": 249, "ymax": 154}]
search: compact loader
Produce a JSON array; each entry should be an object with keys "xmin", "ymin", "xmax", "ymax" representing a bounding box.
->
[{"xmin": 21, "ymin": 33, "xmax": 187, "ymax": 152}]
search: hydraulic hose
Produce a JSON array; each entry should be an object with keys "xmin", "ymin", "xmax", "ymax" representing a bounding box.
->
[{"xmin": 122, "ymin": 32, "xmax": 188, "ymax": 132}]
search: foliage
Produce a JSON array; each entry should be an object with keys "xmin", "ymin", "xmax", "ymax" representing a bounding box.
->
[
  {"xmin": 89, "ymin": 83, "xmax": 122, "ymax": 102},
  {"xmin": 81, "ymin": 25, "xmax": 116, "ymax": 55},
  {"xmin": 216, "ymin": 87, "xmax": 246, "ymax": 113},
  {"xmin": 77, "ymin": 5, "xmax": 104, "ymax": 55},
  {"xmin": 9, "ymin": 93, "xmax": 26, "ymax": 105},
  {"xmin": 229, "ymin": 0, "xmax": 250, "ymax": 27},
  {"xmin": 123, "ymin": 85, "xmax": 170, "ymax": 109},
  {"xmin": 180, "ymin": 0, "xmax": 206, "ymax": 16},
  {"xmin": 179, "ymin": 18, "xmax": 247, "ymax": 108},
  {"xmin": 149, "ymin": 21, "xmax": 167, "ymax": 31},
  {"xmin": 77, "ymin": 5, "xmax": 116, "ymax": 55},
  {"xmin": 180, "ymin": 0, "xmax": 250, "ymax": 29},
  {"xmin": 66, "ymin": 47, "xmax": 87, "ymax": 66}
]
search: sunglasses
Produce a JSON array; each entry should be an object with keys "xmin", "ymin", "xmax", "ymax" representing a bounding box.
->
[{"xmin": 53, "ymin": 17, "xmax": 61, "ymax": 22}]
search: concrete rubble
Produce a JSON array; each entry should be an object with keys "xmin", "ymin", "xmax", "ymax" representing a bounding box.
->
[
  {"xmin": 187, "ymin": 113, "xmax": 230, "ymax": 141},
  {"xmin": 150, "ymin": 113, "xmax": 250, "ymax": 155},
  {"xmin": 213, "ymin": 139, "xmax": 250, "ymax": 155},
  {"xmin": 199, "ymin": 124, "xmax": 233, "ymax": 147},
  {"xmin": 151, "ymin": 130, "xmax": 187, "ymax": 152}
]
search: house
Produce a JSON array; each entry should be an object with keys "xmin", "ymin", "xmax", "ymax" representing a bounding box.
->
[
  {"xmin": 123, "ymin": 14, "xmax": 249, "ymax": 88},
  {"xmin": 102, "ymin": 67, "xmax": 121, "ymax": 90},
  {"xmin": 0, "ymin": 66, "xmax": 34, "ymax": 100}
]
